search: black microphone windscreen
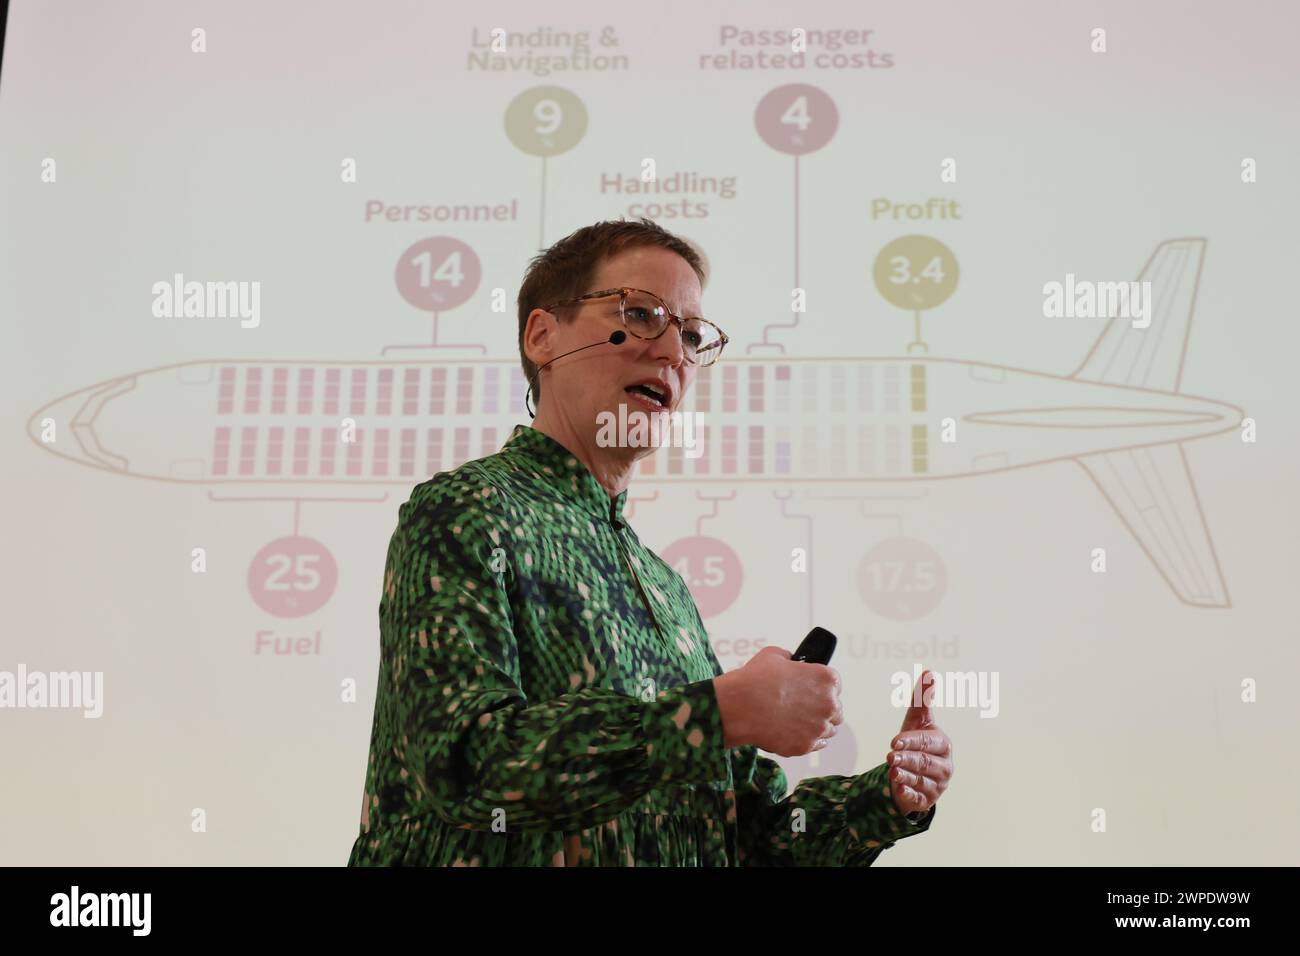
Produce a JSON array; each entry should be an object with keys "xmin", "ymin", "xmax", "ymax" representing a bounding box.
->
[{"xmin": 610, "ymin": 330, "xmax": 627, "ymax": 345}]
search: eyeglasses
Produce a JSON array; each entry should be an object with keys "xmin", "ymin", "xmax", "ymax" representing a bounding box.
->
[{"xmin": 542, "ymin": 287, "xmax": 729, "ymax": 367}]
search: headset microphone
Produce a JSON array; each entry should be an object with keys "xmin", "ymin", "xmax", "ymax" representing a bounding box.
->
[{"xmin": 526, "ymin": 330, "xmax": 627, "ymax": 418}]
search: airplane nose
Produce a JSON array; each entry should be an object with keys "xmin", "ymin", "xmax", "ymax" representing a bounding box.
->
[
  {"xmin": 26, "ymin": 393, "xmax": 78, "ymax": 446},
  {"xmin": 25, "ymin": 405, "xmax": 45, "ymax": 445},
  {"xmin": 27, "ymin": 376, "xmax": 135, "ymax": 470}
]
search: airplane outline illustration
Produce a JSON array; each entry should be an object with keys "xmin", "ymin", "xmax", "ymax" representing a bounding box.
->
[{"xmin": 27, "ymin": 238, "xmax": 1238, "ymax": 608}]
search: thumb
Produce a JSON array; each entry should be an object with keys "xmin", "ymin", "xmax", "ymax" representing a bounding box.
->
[{"xmin": 900, "ymin": 669, "xmax": 936, "ymax": 732}]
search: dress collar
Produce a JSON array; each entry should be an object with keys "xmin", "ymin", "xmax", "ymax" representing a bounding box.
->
[{"xmin": 501, "ymin": 424, "xmax": 629, "ymax": 523}]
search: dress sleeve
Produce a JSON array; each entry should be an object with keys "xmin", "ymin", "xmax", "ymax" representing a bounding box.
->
[
  {"xmin": 385, "ymin": 469, "xmax": 731, "ymax": 833},
  {"xmin": 731, "ymin": 747, "xmax": 936, "ymax": 866}
]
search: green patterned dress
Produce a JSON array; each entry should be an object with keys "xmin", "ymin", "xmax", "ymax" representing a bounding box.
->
[{"xmin": 347, "ymin": 424, "xmax": 935, "ymax": 866}]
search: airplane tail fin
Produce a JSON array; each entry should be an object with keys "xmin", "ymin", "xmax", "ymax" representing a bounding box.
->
[
  {"xmin": 1071, "ymin": 238, "xmax": 1230, "ymax": 607},
  {"xmin": 1069, "ymin": 238, "xmax": 1206, "ymax": 392}
]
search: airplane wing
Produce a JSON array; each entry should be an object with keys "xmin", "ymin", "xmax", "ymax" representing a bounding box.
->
[{"xmin": 1076, "ymin": 443, "xmax": 1231, "ymax": 607}]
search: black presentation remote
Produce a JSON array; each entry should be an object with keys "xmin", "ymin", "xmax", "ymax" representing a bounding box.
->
[{"xmin": 791, "ymin": 626, "xmax": 837, "ymax": 665}]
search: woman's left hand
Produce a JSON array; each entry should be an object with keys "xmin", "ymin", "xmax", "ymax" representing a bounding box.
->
[{"xmin": 886, "ymin": 669, "xmax": 953, "ymax": 816}]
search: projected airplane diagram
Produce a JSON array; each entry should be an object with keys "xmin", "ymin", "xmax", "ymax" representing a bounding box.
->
[{"xmin": 26, "ymin": 239, "xmax": 1237, "ymax": 607}]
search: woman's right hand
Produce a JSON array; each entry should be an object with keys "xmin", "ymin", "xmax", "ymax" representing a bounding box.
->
[{"xmin": 712, "ymin": 646, "xmax": 843, "ymax": 756}]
